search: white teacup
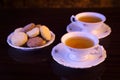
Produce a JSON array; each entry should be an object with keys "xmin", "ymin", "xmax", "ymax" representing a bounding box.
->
[
  {"xmin": 61, "ymin": 32, "xmax": 102, "ymax": 61},
  {"xmin": 70, "ymin": 12, "xmax": 106, "ymax": 32}
]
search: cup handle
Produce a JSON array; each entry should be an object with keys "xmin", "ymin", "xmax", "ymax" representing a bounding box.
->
[
  {"xmin": 90, "ymin": 45, "xmax": 103, "ymax": 57},
  {"xmin": 70, "ymin": 15, "xmax": 77, "ymax": 22}
]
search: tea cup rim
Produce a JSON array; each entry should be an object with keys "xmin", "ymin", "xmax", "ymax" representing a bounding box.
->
[
  {"xmin": 61, "ymin": 32, "xmax": 99, "ymax": 50},
  {"xmin": 74, "ymin": 12, "xmax": 106, "ymax": 24}
]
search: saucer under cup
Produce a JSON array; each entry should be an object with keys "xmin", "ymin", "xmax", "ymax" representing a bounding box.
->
[
  {"xmin": 66, "ymin": 23, "xmax": 111, "ymax": 39},
  {"xmin": 51, "ymin": 43, "xmax": 106, "ymax": 68}
]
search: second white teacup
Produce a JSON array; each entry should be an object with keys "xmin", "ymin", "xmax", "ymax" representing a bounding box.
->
[
  {"xmin": 61, "ymin": 32, "xmax": 102, "ymax": 61},
  {"xmin": 70, "ymin": 12, "xmax": 106, "ymax": 32}
]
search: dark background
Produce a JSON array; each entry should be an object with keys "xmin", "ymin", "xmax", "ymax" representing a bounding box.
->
[
  {"xmin": 0, "ymin": 0, "xmax": 120, "ymax": 80},
  {"xmin": 0, "ymin": 0, "xmax": 120, "ymax": 8}
]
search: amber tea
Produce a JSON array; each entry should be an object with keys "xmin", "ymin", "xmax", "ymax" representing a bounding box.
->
[
  {"xmin": 65, "ymin": 36, "xmax": 94, "ymax": 49},
  {"xmin": 78, "ymin": 16, "xmax": 102, "ymax": 23}
]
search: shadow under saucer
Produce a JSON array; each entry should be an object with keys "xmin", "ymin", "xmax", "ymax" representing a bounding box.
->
[{"xmin": 51, "ymin": 60, "xmax": 106, "ymax": 80}]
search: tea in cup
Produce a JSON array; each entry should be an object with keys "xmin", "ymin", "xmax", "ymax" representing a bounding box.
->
[
  {"xmin": 70, "ymin": 12, "xmax": 106, "ymax": 32},
  {"xmin": 61, "ymin": 32, "xmax": 102, "ymax": 61}
]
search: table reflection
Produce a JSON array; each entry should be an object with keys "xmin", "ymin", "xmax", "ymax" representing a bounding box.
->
[
  {"xmin": 8, "ymin": 47, "xmax": 51, "ymax": 64},
  {"xmin": 51, "ymin": 60, "xmax": 105, "ymax": 80}
]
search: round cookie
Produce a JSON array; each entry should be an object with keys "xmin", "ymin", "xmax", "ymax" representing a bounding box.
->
[
  {"xmin": 27, "ymin": 37, "xmax": 46, "ymax": 47},
  {"xmin": 14, "ymin": 27, "xmax": 23, "ymax": 33},
  {"xmin": 22, "ymin": 23, "xmax": 35, "ymax": 32},
  {"xmin": 40, "ymin": 25, "xmax": 51, "ymax": 41},
  {"xmin": 26, "ymin": 27, "xmax": 39, "ymax": 38},
  {"xmin": 35, "ymin": 24, "xmax": 41, "ymax": 28},
  {"xmin": 11, "ymin": 32, "xmax": 28, "ymax": 46}
]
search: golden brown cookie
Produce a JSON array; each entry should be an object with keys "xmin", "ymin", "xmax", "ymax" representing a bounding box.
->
[
  {"xmin": 35, "ymin": 24, "xmax": 41, "ymax": 28},
  {"xmin": 27, "ymin": 37, "xmax": 46, "ymax": 47},
  {"xmin": 22, "ymin": 23, "xmax": 35, "ymax": 32},
  {"xmin": 11, "ymin": 32, "xmax": 28, "ymax": 46},
  {"xmin": 40, "ymin": 25, "xmax": 51, "ymax": 41}
]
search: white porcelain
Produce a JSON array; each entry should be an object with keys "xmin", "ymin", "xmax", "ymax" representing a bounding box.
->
[
  {"xmin": 71, "ymin": 12, "xmax": 106, "ymax": 32},
  {"xmin": 51, "ymin": 43, "xmax": 106, "ymax": 69},
  {"xmin": 61, "ymin": 32, "xmax": 100, "ymax": 61},
  {"xmin": 7, "ymin": 31, "xmax": 55, "ymax": 51},
  {"xmin": 67, "ymin": 22, "xmax": 111, "ymax": 39},
  {"xmin": 66, "ymin": 21, "xmax": 88, "ymax": 32}
]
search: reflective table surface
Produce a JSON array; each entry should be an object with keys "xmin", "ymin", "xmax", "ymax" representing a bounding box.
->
[{"xmin": 0, "ymin": 8, "xmax": 120, "ymax": 80}]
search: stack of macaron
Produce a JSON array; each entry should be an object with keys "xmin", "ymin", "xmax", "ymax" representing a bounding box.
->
[{"xmin": 10, "ymin": 23, "xmax": 52, "ymax": 47}]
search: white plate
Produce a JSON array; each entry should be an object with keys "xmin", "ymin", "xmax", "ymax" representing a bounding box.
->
[
  {"xmin": 66, "ymin": 23, "xmax": 111, "ymax": 39},
  {"xmin": 51, "ymin": 43, "xmax": 106, "ymax": 69},
  {"xmin": 7, "ymin": 31, "xmax": 55, "ymax": 51}
]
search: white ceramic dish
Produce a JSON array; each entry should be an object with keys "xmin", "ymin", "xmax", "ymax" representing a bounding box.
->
[
  {"xmin": 51, "ymin": 43, "xmax": 106, "ymax": 69},
  {"xmin": 7, "ymin": 31, "xmax": 55, "ymax": 51},
  {"xmin": 66, "ymin": 23, "xmax": 111, "ymax": 39}
]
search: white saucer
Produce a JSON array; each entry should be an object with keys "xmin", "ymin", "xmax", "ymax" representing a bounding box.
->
[
  {"xmin": 66, "ymin": 23, "xmax": 111, "ymax": 39},
  {"xmin": 51, "ymin": 43, "xmax": 106, "ymax": 69}
]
